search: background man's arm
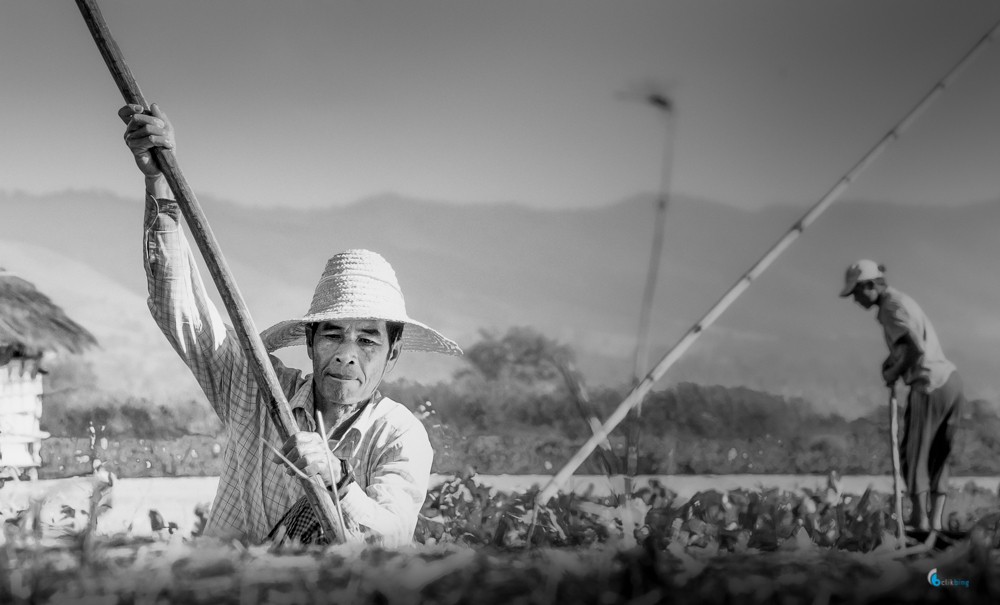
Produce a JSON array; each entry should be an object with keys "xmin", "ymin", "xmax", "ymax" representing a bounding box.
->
[
  {"xmin": 879, "ymin": 296, "xmax": 925, "ymax": 387},
  {"xmin": 882, "ymin": 332, "xmax": 923, "ymax": 387}
]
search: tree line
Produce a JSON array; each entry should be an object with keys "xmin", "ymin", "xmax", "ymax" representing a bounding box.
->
[{"xmin": 40, "ymin": 326, "xmax": 1000, "ymax": 476}]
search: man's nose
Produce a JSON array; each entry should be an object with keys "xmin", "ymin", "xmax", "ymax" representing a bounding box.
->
[{"xmin": 334, "ymin": 342, "xmax": 358, "ymax": 364}]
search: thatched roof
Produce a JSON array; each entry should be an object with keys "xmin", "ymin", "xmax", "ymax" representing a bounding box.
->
[{"xmin": 0, "ymin": 269, "xmax": 97, "ymax": 362}]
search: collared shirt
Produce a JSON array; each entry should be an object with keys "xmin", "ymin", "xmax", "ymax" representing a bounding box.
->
[
  {"xmin": 142, "ymin": 196, "xmax": 433, "ymax": 545},
  {"xmin": 876, "ymin": 286, "xmax": 956, "ymax": 392}
]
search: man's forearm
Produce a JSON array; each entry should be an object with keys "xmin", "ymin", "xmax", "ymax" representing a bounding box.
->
[
  {"xmin": 884, "ymin": 336, "xmax": 922, "ymax": 385},
  {"xmin": 143, "ymin": 190, "xmax": 244, "ymax": 420},
  {"xmin": 337, "ymin": 482, "xmax": 422, "ymax": 545},
  {"xmin": 335, "ymin": 432, "xmax": 432, "ymax": 546}
]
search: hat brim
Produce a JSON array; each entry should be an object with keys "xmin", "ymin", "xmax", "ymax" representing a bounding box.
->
[
  {"xmin": 261, "ymin": 316, "xmax": 462, "ymax": 356},
  {"xmin": 838, "ymin": 281, "xmax": 856, "ymax": 297}
]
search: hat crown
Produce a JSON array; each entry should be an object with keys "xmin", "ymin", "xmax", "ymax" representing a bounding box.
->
[
  {"xmin": 260, "ymin": 248, "xmax": 462, "ymax": 355},
  {"xmin": 306, "ymin": 249, "xmax": 408, "ymax": 321},
  {"xmin": 846, "ymin": 259, "xmax": 883, "ymax": 282},
  {"xmin": 839, "ymin": 258, "xmax": 884, "ymax": 297}
]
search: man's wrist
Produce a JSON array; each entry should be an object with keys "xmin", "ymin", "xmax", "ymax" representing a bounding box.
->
[
  {"xmin": 145, "ymin": 174, "xmax": 172, "ymax": 200},
  {"xmin": 333, "ymin": 476, "xmax": 355, "ymax": 499},
  {"xmin": 328, "ymin": 458, "xmax": 355, "ymax": 497}
]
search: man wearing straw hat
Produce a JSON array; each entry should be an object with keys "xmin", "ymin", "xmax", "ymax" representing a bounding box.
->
[
  {"xmin": 840, "ymin": 259, "xmax": 964, "ymax": 532},
  {"xmin": 120, "ymin": 103, "xmax": 462, "ymax": 545}
]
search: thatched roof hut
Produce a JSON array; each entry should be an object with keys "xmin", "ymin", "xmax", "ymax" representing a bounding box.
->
[
  {"xmin": 0, "ymin": 268, "xmax": 96, "ymax": 478},
  {"xmin": 0, "ymin": 268, "xmax": 97, "ymax": 365}
]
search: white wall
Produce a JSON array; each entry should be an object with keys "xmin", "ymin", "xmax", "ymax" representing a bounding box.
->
[{"xmin": 0, "ymin": 360, "xmax": 46, "ymax": 468}]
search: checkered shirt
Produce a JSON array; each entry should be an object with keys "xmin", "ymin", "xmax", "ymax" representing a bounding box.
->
[{"xmin": 143, "ymin": 196, "xmax": 434, "ymax": 546}]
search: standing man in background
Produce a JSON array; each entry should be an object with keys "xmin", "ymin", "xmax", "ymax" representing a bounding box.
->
[{"xmin": 840, "ymin": 259, "xmax": 965, "ymax": 532}]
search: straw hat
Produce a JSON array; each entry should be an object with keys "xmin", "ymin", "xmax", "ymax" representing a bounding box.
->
[
  {"xmin": 838, "ymin": 259, "xmax": 885, "ymax": 297},
  {"xmin": 260, "ymin": 249, "xmax": 462, "ymax": 355}
]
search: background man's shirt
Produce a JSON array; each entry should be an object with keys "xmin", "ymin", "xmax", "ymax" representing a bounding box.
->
[{"xmin": 877, "ymin": 286, "xmax": 956, "ymax": 391}]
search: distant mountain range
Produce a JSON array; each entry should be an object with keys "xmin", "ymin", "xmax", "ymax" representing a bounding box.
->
[{"xmin": 2, "ymin": 189, "xmax": 997, "ymax": 418}]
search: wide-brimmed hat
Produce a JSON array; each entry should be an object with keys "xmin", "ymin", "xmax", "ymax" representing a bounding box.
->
[
  {"xmin": 260, "ymin": 249, "xmax": 462, "ymax": 355},
  {"xmin": 838, "ymin": 259, "xmax": 884, "ymax": 297}
]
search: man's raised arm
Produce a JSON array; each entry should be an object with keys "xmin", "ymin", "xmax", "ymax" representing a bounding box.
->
[{"xmin": 122, "ymin": 103, "xmax": 251, "ymax": 423}]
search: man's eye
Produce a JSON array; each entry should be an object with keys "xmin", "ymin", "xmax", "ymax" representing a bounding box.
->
[{"xmin": 360, "ymin": 338, "xmax": 377, "ymax": 346}]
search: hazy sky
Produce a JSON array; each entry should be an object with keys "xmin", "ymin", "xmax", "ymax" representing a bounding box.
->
[{"xmin": 3, "ymin": 1, "xmax": 1000, "ymax": 210}]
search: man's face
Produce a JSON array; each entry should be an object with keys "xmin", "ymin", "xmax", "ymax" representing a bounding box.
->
[
  {"xmin": 307, "ymin": 319, "xmax": 400, "ymax": 407},
  {"xmin": 850, "ymin": 281, "xmax": 878, "ymax": 309}
]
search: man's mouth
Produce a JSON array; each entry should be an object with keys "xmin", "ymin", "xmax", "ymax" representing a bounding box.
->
[{"xmin": 327, "ymin": 372, "xmax": 357, "ymax": 382}]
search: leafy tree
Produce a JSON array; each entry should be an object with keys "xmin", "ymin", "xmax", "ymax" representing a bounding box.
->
[{"xmin": 459, "ymin": 326, "xmax": 573, "ymax": 385}]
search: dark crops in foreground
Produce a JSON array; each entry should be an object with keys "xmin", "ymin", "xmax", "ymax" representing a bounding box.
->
[
  {"xmin": 2, "ymin": 473, "xmax": 1000, "ymax": 604},
  {"xmin": 14, "ymin": 328, "xmax": 1000, "ymax": 602}
]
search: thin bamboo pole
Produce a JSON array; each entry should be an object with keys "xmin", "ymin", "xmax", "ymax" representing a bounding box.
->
[
  {"xmin": 316, "ymin": 410, "xmax": 349, "ymax": 541},
  {"xmin": 630, "ymin": 96, "xmax": 675, "ymax": 385},
  {"xmin": 551, "ymin": 356, "xmax": 620, "ymax": 478},
  {"xmin": 537, "ymin": 18, "xmax": 1000, "ymax": 504},
  {"xmin": 888, "ymin": 386, "xmax": 905, "ymax": 547},
  {"xmin": 74, "ymin": 0, "xmax": 344, "ymax": 543},
  {"xmin": 625, "ymin": 96, "xmax": 675, "ymax": 499}
]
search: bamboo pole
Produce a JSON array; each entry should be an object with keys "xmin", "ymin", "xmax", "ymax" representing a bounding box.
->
[
  {"xmin": 537, "ymin": 18, "xmax": 1000, "ymax": 505},
  {"xmin": 888, "ymin": 386, "xmax": 905, "ymax": 547},
  {"xmin": 74, "ymin": 0, "xmax": 344, "ymax": 543},
  {"xmin": 625, "ymin": 95, "xmax": 675, "ymax": 499}
]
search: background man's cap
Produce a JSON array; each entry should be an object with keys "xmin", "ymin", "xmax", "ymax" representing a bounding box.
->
[{"xmin": 839, "ymin": 259, "xmax": 884, "ymax": 297}]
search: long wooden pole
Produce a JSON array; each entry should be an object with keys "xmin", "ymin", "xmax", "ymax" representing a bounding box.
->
[
  {"xmin": 74, "ymin": 0, "xmax": 344, "ymax": 543},
  {"xmin": 537, "ymin": 18, "xmax": 1000, "ymax": 505},
  {"xmin": 889, "ymin": 386, "xmax": 905, "ymax": 547}
]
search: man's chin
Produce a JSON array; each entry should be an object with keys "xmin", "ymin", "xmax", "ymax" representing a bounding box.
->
[
  {"xmin": 317, "ymin": 384, "xmax": 361, "ymax": 406},
  {"xmin": 319, "ymin": 384, "xmax": 379, "ymax": 407}
]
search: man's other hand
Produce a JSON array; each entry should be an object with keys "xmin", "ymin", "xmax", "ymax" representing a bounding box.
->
[
  {"xmin": 275, "ymin": 431, "xmax": 344, "ymax": 488},
  {"xmin": 881, "ymin": 353, "xmax": 901, "ymax": 386}
]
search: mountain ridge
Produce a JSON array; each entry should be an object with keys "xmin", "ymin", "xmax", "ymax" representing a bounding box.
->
[{"xmin": 2, "ymin": 189, "xmax": 996, "ymax": 418}]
